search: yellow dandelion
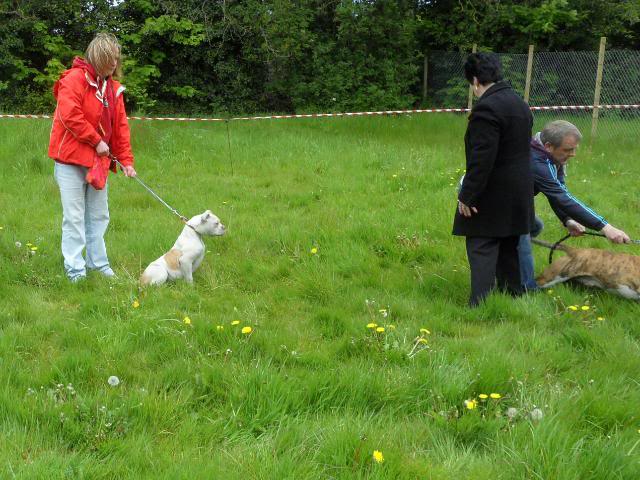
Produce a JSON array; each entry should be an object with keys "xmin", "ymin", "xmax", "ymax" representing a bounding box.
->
[
  {"xmin": 241, "ymin": 326, "xmax": 252, "ymax": 334},
  {"xmin": 478, "ymin": 394, "xmax": 488, "ymax": 399},
  {"xmin": 231, "ymin": 320, "xmax": 240, "ymax": 326},
  {"xmin": 597, "ymin": 316, "xmax": 605, "ymax": 321},
  {"xmin": 26, "ymin": 242, "xmax": 32, "ymax": 247},
  {"xmin": 376, "ymin": 327, "xmax": 385, "ymax": 333},
  {"xmin": 417, "ymin": 338, "xmax": 428, "ymax": 344},
  {"xmin": 372, "ymin": 450, "xmax": 384, "ymax": 463},
  {"xmin": 490, "ymin": 393, "xmax": 502, "ymax": 399},
  {"xmin": 420, "ymin": 328, "xmax": 431, "ymax": 334},
  {"xmin": 30, "ymin": 246, "xmax": 38, "ymax": 251},
  {"xmin": 464, "ymin": 399, "xmax": 477, "ymax": 410},
  {"xmin": 366, "ymin": 323, "xmax": 377, "ymax": 329},
  {"xmin": 183, "ymin": 316, "xmax": 191, "ymax": 325},
  {"xmin": 132, "ymin": 300, "xmax": 140, "ymax": 308},
  {"xmin": 568, "ymin": 305, "xmax": 578, "ymax": 311},
  {"xmin": 392, "ymin": 174, "xmax": 397, "ymax": 178},
  {"xmin": 581, "ymin": 305, "xmax": 590, "ymax": 311},
  {"xmin": 0, "ymin": 226, "xmax": 3, "ymax": 230},
  {"xmin": 216, "ymin": 325, "xmax": 224, "ymax": 331},
  {"xmin": 310, "ymin": 247, "xmax": 318, "ymax": 254}
]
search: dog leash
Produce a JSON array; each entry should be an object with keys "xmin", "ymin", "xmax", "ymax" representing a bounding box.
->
[
  {"xmin": 109, "ymin": 154, "xmax": 196, "ymax": 231},
  {"xmin": 547, "ymin": 231, "xmax": 640, "ymax": 264}
]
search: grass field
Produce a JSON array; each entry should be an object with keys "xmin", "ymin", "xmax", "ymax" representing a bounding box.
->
[{"xmin": 1, "ymin": 113, "xmax": 640, "ymax": 479}]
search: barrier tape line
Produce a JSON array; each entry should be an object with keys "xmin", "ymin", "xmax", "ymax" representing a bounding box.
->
[{"xmin": 2, "ymin": 104, "xmax": 640, "ymax": 122}]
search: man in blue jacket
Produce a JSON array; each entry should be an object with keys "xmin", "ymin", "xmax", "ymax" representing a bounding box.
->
[{"xmin": 519, "ymin": 120, "xmax": 630, "ymax": 290}]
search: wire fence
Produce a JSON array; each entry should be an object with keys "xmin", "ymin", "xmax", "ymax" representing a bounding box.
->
[{"xmin": 425, "ymin": 46, "xmax": 640, "ymax": 145}]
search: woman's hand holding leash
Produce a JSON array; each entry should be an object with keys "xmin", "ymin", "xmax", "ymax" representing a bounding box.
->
[{"xmin": 121, "ymin": 165, "xmax": 137, "ymax": 177}]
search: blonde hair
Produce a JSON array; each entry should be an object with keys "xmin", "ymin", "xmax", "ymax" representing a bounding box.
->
[{"xmin": 85, "ymin": 33, "xmax": 121, "ymax": 78}]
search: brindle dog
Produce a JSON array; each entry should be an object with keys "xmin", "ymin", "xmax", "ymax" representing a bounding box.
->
[{"xmin": 533, "ymin": 238, "xmax": 640, "ymax": 300}]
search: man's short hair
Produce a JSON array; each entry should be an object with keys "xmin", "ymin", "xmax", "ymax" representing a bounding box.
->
[
  {"xmin": 464, "ymin": 53, "xmax": 503, "ymax": 85},
  {"xmin": 540, "ymin": 120, "xmax": 582, "ymax": 147}
]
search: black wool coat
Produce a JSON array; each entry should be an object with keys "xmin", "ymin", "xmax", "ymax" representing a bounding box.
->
[{"xmin": 452, "ymin": 82, "xmax": 535, "ymax": 237}]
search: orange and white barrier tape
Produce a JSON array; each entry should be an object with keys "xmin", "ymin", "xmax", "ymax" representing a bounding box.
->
[{"xmin": 1, "ymin": 104, "xmax": 639, "ymax": 122}]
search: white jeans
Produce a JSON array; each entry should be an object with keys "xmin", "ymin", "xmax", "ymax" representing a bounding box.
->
[{"xmin": 54, "ymin": 162, "xmax": 111, "ymax": 280}]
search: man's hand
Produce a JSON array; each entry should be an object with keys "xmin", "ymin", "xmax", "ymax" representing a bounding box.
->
[
  {"xmin": 458, "ymin": 201, "xmax": 478, "ymax": 218},
  {"xmin": 121, "ymin": 165, "xmax": 137, "ymax": 177},
  {"xmin": 565, "ymin": 219, "xmax": 585, "ymax": 237},
  {"xmin": 95, "ymin": 140, "xmax": 110, "ymax": 156},
  {"xmin": 601, "ymin": 224, "xmax": 630, "ymax": 244}
]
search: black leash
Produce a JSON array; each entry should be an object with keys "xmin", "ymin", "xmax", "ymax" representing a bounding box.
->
[{"xmin": 547, "ymin": 231, "xmax": 640, "ymax": 264}]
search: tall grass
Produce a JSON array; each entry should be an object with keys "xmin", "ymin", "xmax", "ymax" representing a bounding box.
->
[{"xmin": 0, "ymin": 113, "xmax": 639, "ymax": 479}]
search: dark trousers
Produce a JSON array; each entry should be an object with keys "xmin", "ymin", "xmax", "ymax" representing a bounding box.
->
[{"xmin": 465, "ymin": 236, "xmax": 523, "ymax": 307}]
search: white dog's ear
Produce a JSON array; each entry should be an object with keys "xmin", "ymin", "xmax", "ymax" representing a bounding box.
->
[{"xmin": 200, "ymin": 211, "xmax": 211, "ymax": 224}]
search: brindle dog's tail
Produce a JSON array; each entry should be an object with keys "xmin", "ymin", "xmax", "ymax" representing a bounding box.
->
[{"xmin": 531, "ymin": 238, "xmax": 574, "ymax": 253}]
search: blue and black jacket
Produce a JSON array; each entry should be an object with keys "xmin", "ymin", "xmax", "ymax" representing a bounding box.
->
[{"xmin": 531, "ymin": 134, "xmax": 607, "ymax": 230}]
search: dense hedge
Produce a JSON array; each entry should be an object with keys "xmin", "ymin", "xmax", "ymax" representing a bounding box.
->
[{"xmin": 1, "ymin": 0, "xmax": 638, "ymax": 114}]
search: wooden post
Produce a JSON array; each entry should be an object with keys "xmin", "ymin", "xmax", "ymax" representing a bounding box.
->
[
  {"xmin": 591, "ymin": 37, "xmax": 607, "ymax": 144},
  {"xmin": 467, "ymin": 44, "xmax": 477, "ymax": 110},
  {"xmin": 524, "ymin": 44, "xmax": 534, "ymax": 103},
  {"xmin": 422, "ymin": 52, "xmax": 428, "ymax": 105}
]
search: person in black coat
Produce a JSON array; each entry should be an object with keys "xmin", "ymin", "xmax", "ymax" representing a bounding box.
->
[{"xmin": 453, "ymin": 53, "xmax": 535, "ymax": 307}]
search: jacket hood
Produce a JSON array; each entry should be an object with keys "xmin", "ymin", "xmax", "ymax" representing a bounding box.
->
[
  {"xmin": 530, "ymin": 132, "xmax": 548, "ymax": 159},
  {"xmin": 53, "ymin": 57, "xmax": 97, "ymax": 100}
]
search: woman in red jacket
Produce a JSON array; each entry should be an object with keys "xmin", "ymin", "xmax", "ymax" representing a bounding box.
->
[{"xmin": 49, "ymin": 33, "xmax": 136, "ymax": 282}]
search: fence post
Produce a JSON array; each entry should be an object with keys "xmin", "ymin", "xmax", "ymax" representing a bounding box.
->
[
  {"xmin": 467, "ymin": 44, "xmax": 477, "ymax": 110},
  {"xmin": 524, "ymin": 44, "xmax": 534, "ymax": 103},
  {"xmin": 591, "ymin": 36, "xmax": 607, "ymax": 144},
  {"xmin": 422, "ymin": 52, "xmax": 428, "ymax": 105}
]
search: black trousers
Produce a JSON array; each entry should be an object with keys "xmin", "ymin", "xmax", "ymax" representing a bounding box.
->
[{"xmin": 465, "ymin": 236, "xmax": 523, "ymax": 307}]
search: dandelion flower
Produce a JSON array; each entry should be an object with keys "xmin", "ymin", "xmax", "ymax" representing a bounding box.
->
[
  {"xmin": 372, "ymin": 450, "xmax": 384, "ymax": 463},
  {"xmin": 490, "ymin": 393, "xmax": 502, "ymax": 399},
  {"xmin": 597, "ymin": 316, "xmax": 605, "ymax": 321},
  {"xmin": 464, "ymin": 399, "xmax": 477, "ymax": 410},
  {"xmin": 183, "ymin": 316, "xmax": 192, "ymax": 325},
  {"xmin": 581, "ymin": 305, "xmax": 590, "ymax": 311},
  {"xmin": 420, "ymin": 328, "xmax": 431, "ymax": 335},
  {"xmin": 231, "ymin": 320, "xmax": 240, "ymax": 326},
  {"xmin": 366, "ymin": 323, "xmax": 377, "ymax": 329},
  {"xmin": 107, "ymin": 376, "xmax": 120, "ymax": 387},
  {"xmin": 568, "ymin": 305, "xmax": 578, "ymax": 311},
  {"xmin": 478, "ymin": 394, "xmax": 488, "ymax": 399},
  {"xmin": 392, "ymin": 174, "xmax": 397, "ymax": 178},
  {"xmin": 241, "ymin": 326, "xmax": 252, "ymax": 334},
  {"xmin": 376, "ymin": 327, "xmax": 385, "ymax": 333},
  {"xmin": 216, "ymin": 325, "xmax": 224, "ymax": 331},
  {"xmin": 132, "ymin": 300, "xmax": 140, "ymax": 308},
  {"xmin": 310, "ymin": 247, "xmax": 318, "ymax": 254},
  {"xmin": 30, "ymin": 246, "xmax": 38, "ymax": 251},
  {"xmin": 417, "ymin": 338, "xmax": 428, "ymax": 344}
]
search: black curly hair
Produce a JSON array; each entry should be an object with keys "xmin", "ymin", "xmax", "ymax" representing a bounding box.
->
[{"xmin": 464, "ymin": 52, "xmax": 503, "ymax": 85}]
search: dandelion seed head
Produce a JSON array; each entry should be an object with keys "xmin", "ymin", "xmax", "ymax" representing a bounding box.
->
[{"xmin": 107, "ymin": 376, "xmax": 120, "ymax": 387}]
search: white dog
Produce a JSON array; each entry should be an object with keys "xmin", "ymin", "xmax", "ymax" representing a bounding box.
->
[{"xmin": 140, "ymin": 210, "xmax": 226, "ymax": 286}]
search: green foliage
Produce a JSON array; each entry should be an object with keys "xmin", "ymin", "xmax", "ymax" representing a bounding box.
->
[{"xmin": 0, "ymin": 0, "xmax": 639, "ymax": 114}]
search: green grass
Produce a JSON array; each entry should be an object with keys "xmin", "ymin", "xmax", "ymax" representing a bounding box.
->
[{"xmin": 1, "ymin": 113, "xmax": 640, "ymax": 479}]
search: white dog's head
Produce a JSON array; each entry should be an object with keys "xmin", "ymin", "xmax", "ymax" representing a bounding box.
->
[{"xmin": 189, "ymin": 210, "xmax": 226, "ymax": 236}]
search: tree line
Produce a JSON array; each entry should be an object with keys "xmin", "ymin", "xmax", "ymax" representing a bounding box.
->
[{"xmin": 1, "ymin": 0, "xmax": 638, "ymax": 114}]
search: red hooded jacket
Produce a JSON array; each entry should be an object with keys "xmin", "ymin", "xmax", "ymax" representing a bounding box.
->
[{"xmin": 48, "ymin": 57, "xmax": 134, "ymax": 168}]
